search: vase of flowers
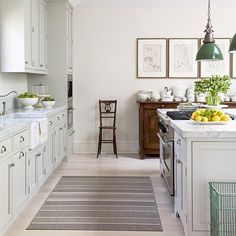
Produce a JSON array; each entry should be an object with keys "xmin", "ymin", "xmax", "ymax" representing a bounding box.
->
[{"xmin": 194, "ymin": 75, "xmax": 232, "ymax": 106}]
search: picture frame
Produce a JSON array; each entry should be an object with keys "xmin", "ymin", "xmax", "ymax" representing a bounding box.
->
[
  {"xmin": 168, "ymin": 38, "xmax": 199, "ymax": 78},
  {"xmin": 232, "ymin": 54, "xmax": 236, "ymax": 78},
  {"xmin": 137, "ymin": 38, "xmax": 167, "ymax": 78},
  {"xmin": 200, "ymin": 38, "xmax": 231, "ymax": 78}
]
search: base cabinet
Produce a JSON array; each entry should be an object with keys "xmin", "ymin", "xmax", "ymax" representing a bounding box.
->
[{"xmin": 55, "ymin": 123, "xmax": 66, "ymax": 168}]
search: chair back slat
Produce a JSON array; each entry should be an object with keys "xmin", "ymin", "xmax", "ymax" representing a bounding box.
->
[{"xmin": 99, "ymin": 100, "xmax": 117, "ymax": 128}]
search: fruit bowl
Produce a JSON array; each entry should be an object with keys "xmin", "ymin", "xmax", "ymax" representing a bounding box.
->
[
  {"xmin": 18, "ymin": 98, "xmax": 39, "ymax": 108},
  {"xmin": 191, "ymin": 109, "xmax": 231, "ymax": 124}
]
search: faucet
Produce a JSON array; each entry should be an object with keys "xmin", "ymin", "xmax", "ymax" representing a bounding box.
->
[{"xmin": 0, "ymin": 91, "xmax": 18, "ymax": 116}]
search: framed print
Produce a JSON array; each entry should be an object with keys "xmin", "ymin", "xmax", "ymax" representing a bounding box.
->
[
  {"xmin": 137, "ymin": 38, "xmax": 167, "ymax": 78},
  {"xmin": 232, "ymin": 54, "xmax": 236, "ymax": 78},
  {"xmin": 168, "ymin": 38, "xmax": 199, "ymax": 78},
  {"xmin": 200, "ymin": 38, "xmax": 231, "ymax": 78}
]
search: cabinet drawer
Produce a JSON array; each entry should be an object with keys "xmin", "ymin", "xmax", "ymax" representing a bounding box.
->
[
  {"xmin": 55, "ymin": 111, "xmax": 66, "ymax": 125},
  {"xmin": 13, "ymin": 130, "xmax": 29, "ymax": 151},
  {"xmin": 0, "ymin": 138, "xmax": 13, "ymax": 158},
  {"xmin": 175, "ymin": 132, "xmax": 187, "ymax": 155}
]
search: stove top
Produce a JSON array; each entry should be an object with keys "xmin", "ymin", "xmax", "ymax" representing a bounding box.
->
[{"xmin": 166, "ymin": 110, "xmax": 194, "ymax": 120}]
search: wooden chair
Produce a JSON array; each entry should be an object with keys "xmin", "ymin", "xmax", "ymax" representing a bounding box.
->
[{"xmin": 97, "ymin": 100, "xmax": 118, "ymax": 158}]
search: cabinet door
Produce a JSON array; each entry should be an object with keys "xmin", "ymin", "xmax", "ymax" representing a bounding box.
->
[
  {"xmin": 55, "ymin": 123, "xmax": 65, "ymax": 168},
  {"xmin": 66, "ymin": 6, "xmax": 73, "ymax": 73},
  {"xmin": 39, "ymin": 0, "xmax": 47, "ymax": 71},
  {"xmin": 35, "ymin": 146, "xmax": 46, "ymax": 187},
  {"xmin": 31, "ymin": 0, "xmax": 40, "ymax": 69},
  {"xmin": 12, "ymin": 150, "xmax": 27, "ymax": 213},
  {"xmin": 45, "ymin": 129, "xmax": 54, "ymax": 175},
  {"xmin": 0, "ymin": 157, "xmax": 12, "ymax": 230},
  {"xmin": 143, "ymin": 108, "xmax": 159, "ymax": 150},
  {"xmin": 175, "ymin": 150, "xmax": 187, "ymax": 226},
  {"xmin": 24, "ymin": 0, "xmax": 32, "ymax": 69},
  {"xmin": 28, "ymin": 150, "xmax": 37, "ymax": 195}
]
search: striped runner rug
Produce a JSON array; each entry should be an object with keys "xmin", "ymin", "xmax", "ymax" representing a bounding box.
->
[{"xmin": 27, "ymin": 176, "xmax": 163, "ymax": 231}]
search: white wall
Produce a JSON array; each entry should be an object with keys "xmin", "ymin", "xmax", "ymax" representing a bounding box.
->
[
  {"xmin": 74, "ymin": 0, "xmax": 236, "ymax": 154},
  {"xmin": 0, "ymin": 73, "xmax": 27, "ymax": 110}
]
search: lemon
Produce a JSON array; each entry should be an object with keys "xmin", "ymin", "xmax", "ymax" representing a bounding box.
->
[
  {"xmin": 212, "ymin": 115, "xmax": 221, "ymax": 122},
  {"xmin": 201, "ymin": 117, "xmax": 208, "ymax": 122},
  {"xmin": 217, "ymin": 111, "xmax": 225, "ymax": 117},
  {"xmin": 198, "ymin": 109, "xmax": 205, "ymax": 115},
  {"xmin": 221, "ymin": 115, "xmax": 231, "ymax": 122},
  {"xmin": 195, "ymin": 116, "xmax": 202, "ymax": 122}
]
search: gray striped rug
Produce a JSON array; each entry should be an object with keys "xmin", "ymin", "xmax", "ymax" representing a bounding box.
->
[{"xmin": 27, "ymin": 176, "xmax": 163, "ymax": 231}]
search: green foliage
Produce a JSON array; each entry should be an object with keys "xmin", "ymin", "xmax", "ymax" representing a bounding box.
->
[
  {"xmin": 18, "ymin": 92, "xmax": 38, "ymax": 98},
  {"xmin": 42, "ymin": 96, "xmax": 55, "ymax": 101},
  {"xmin": 194, "ymin": 75, "xmax": 232, "ymax": 96}
]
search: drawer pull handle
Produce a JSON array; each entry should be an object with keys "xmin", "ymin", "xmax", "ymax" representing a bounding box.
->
[
  {"xmin": 36, "ymin": 153, "xmax": 41, "ymax": 157},
  {"xmin": 177, "ymin": 139, "xmax": 181, "ymax": 145},
  {"xmin": 20, "ymin": 136, "xmax": 25, "ymax": 143},
  {"xmin": 40, "ymin": 64, "xmax": 44, "ymax": 67},
  {"xmin": 49, "ymin": 121, "xmax": 53, "ymax": 126},
  {"xmin": 19, "ymin": 151, "xmax": 25, "ymax": 159},
  {"xmin": 57, "ymin": 116, "xmax": 61, "ymax": 121},
  {"xmin": 176, "ymin": 159, "xmax": 181, "ymax": 164},
  {"xmin": 161, "ymin": 104, "xmax": 165, "ymax": 108},
  {"xmin": 62, "ymin": 114, "xmax": 65, "ymax": 118},
  {"xmin": 10, "ymin": 163, "xmax": 15, "ymax": 168},
  {"xmin": 59, "ymin": 127, "xmax": 63, "ymax": 131},
  {"xmin": 1, "ymin": 145, "xmax": 7, "ymax": 153}
]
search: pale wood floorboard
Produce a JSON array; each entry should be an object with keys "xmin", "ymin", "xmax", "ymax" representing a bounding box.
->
[{"xmin": 4, "ymin": 154, "xmax": 184, "ymax": 236}]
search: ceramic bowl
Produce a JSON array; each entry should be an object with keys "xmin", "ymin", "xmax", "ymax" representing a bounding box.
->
[
  {"xmin": 18, "ymin": 98, "xmax": 39, "ymax": 108},
  {"xmin": 42, "ymin": 101, "xmax": 56, "ymax": 108},
  {"xmin": 137, "ymin": 91, "xmax": 152, "ymax": 101},
  {"xmin": 151, "ymin": 92, "xmax": 161, "ymax": 101}
]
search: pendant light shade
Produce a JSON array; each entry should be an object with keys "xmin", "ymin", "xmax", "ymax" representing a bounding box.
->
[
  {"xmin": 229, "ymin": 34, "xmax": 236, "ymax": 53},
  {"xmin": 196, "ymin": 42, "xmax": 223, "ymax": 61},
  {"xmin": 196, "ymin": 0, "xmax": 223, "ymax": 61}
]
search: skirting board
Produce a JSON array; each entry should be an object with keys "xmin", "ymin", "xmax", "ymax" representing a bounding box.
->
[{"xmin": 74, "ymin": 141, "xmax": 139, "ymax": 154}]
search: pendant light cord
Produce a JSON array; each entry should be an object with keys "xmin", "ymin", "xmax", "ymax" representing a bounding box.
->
[{"xmin": 207, "ymin": 0, "xmax": 211, "ymax": 24}]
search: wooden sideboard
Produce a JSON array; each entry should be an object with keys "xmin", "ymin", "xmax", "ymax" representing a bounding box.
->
[{"xmin": 138, "ymin": 101, "xmax": 236, "ymax": 159}]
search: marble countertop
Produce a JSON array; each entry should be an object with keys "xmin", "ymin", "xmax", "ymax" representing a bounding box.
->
[
  {"xmin": 157, "ymin": 108, "xmax": 236, "ymax": 138},
  {"xmin": 0, "ymin": 105, "xmax": 67, "ymax": 140}
]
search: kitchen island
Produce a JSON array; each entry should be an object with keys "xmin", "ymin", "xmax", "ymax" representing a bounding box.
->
[{"xmin": 158, "ymin": 109, "xmax": 236, "ymax": 236}]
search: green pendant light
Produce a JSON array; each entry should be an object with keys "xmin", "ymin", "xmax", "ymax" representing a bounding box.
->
[
  {"xmin": 196, "ymin": 0, "xmax": 223, "ymax": 61},
  {"xmin": 229, "ymin": 34, "xmax": 236, "ymax": 53}
]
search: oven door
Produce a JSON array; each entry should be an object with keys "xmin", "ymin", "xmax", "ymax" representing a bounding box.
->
[
  {"xmin": 158, "ymin": 133, "xmax": 174, "ymax": 196},
  {"xmin": 67, "ymin": 108, "xmax": 73, "ymax": 130}
]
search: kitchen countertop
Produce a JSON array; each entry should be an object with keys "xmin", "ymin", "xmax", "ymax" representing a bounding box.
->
[
  {"xmin": 0, "ymin": 105, "xmax": 67, "ymax": 140},
  {"xmin": 157, "ymin": 108, "xmax": 236, "ymax": 138}
]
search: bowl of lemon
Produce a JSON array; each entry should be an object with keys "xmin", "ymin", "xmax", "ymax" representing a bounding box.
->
[{"xmin": 191, "ymin": 109, "xmax": 231, "ymax": 125}]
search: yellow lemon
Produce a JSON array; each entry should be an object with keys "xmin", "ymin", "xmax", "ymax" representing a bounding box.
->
[
  {"xmin": 195, "ymin": 116, "xmax": 202, "ymax": 122},
  {"xmin": 212, "ymin": 115, "xmax": 221, "ymax": 122},
  {"xmin": 201, "ymin": 117, "xmax": 208, "ymax": 122},
  {"xmin": 217, "ymin": 111, "xmax": 225, "ymax": 117},
  {"xmin": 198, "ymin": 109, "xmax": 205, "ymax": 115},
  {"xmin": 221, "ymin": 115, "xmax": 231, "ymax": 122}
]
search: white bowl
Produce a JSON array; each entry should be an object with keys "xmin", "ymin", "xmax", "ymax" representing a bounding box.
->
[
  {"xmin": 137, "ymin": 91, "xmax": 152, "ymax": 101},
  {"xmin": 151, "ymin": 92, "xmax": 160, "ymax": 101},
  {"xmin": 42, "ymin": 101, "xmax": 56, "ymax": 108},
  {"xmin": 18, "ymin": 98, "xmax": 39, "ymax": 108}
]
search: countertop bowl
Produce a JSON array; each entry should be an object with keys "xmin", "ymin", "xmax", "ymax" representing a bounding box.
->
[
  {"xmin": 42, "ymin": 100, "xmax": 56, "ymax": 108},
  {"xmin": 18, "ymin": 98, "xmax": 39, "ymax": 108}
]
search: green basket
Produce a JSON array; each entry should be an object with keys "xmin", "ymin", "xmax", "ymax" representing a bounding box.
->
[{"xmin": 209, "ymin": 182, "xmax": 236, "ymax": 236}]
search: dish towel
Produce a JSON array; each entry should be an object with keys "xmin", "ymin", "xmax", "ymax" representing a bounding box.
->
[
  {"xmin": 29, "ymin": 121, "xmax": 40, "ymax": 150},
  {"xmin": 38, "ymin": 118, "xmax": 48, "ymax": 144}
]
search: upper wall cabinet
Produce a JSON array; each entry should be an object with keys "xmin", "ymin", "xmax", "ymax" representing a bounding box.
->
[{"xmin": 0, "ymin": 0, "xmax": 48, "ymax": 74}]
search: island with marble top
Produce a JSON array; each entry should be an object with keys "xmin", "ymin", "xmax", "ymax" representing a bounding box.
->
[{"xmin": 158, "ymin": 108, "xmax": 236, "ymax": 236}]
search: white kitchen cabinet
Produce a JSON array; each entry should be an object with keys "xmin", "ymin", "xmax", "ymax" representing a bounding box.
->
[
  {"xmin": 45, "ymin": 128, "xmax": 54, "ymax": 176},
  {"xmin": 0, "ymin": 157, "xmax": 12, "ymax": 231},
  {"xmin": 0, "ymin": 0, "xmax": 47, "ymax": 74},
  {"xmin": 12, "ymin": 150, "xmax": 27, "ymax": 214},
  {"xmin": 66, "ymin": 4, "xmax": 73, "ymax": 73},
  {"xmin": 175, "ymin": 150, "xmax": 187, "ymax": 228},
  {"xmin": 54, "ymin": 122, "xmax": 66, "ymax": 168}
]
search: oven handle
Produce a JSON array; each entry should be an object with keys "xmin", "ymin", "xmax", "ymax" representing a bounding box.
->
[{"xmin": 157, "ymin": 133, "xmax": 173, "ymax": 146}]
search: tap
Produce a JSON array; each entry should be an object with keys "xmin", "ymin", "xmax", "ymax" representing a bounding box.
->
[{"xmin": 0, "ymin": 91, "xmax": 18, "ymax": 116}]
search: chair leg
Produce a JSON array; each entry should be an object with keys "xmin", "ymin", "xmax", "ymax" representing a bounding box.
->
[
  {"xmin": 113, "ymin": 129, "xmax": 118, "ymax": 158},
  {"xmin": 97, "ymin": 129, "xmax": 102, "ymax": 158}
]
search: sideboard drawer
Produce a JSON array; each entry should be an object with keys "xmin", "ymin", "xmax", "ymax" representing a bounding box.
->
[
  {"xmin": 13, "ymin": 130, "xmax": 29, "ymax": 151},
  {"xmin": 0, "ymin": 138, "xmax": 13, "ymax": 158}
]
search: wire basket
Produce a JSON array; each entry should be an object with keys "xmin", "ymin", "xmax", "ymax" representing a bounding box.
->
[{"xmin": 209, "ymin": 182, "xmax": 236, "ymax": 236}]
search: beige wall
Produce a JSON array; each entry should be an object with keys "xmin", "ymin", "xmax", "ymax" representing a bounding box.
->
[{"xmin": 73, "ymin": 0, "xmax": 236, "ymax": 153}]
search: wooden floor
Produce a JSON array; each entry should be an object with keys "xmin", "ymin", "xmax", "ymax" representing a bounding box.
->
[{"xmin": 4, "ymin": 154, "xmax": 184, "ymax": 236}]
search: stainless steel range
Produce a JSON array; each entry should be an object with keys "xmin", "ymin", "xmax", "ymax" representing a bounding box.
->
[{"xmin": 157, "ymin": 110, "xmax": 193, "ymax": 196}]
